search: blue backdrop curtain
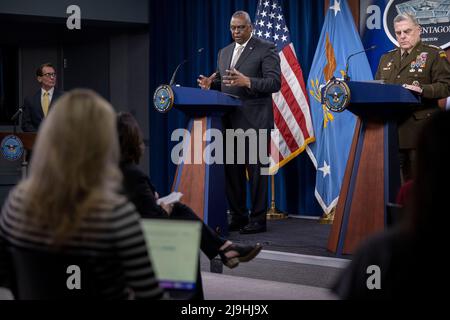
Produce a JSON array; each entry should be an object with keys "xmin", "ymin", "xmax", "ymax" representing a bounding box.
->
[{"xmin": 148, "ymin": 0, "xmax": 325, "ymax": 216}]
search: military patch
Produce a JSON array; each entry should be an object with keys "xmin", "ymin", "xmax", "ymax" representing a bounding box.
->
[
  {"xmin": 410, "ymin": 59, "xmax": 418, "ymax": 72},
  {"xmin": 413, "ymin": 52, "xmax": 428, "ymax": 70},
  {"xmin": 419, "ymin": 52, "xmax": 428, "ymax": 64},
  {"xmin": 440, "ymin": 51, "xmax": 448, "ymax": 58}
]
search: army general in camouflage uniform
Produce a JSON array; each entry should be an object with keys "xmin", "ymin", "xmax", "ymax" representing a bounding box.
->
[{"xmin": 375, "ymin": 13, "xmax": 450, "ymax": 181}]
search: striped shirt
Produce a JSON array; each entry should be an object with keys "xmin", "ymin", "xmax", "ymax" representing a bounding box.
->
[{"xmin": 0, "ymin": 187, "xmax": 164, "ymax": 300}]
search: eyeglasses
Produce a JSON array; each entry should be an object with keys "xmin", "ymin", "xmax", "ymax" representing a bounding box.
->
[
  {"xmin": 42, "ymin": 73, "xmax": 56, "ymax": 78},
  {"xmin": 230, "ymin": 25, "xmax": 248, "ymax": 31}
]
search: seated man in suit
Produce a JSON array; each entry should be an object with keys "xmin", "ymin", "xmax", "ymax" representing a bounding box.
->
[{"xmin": 22, "ymin": 63, "xmax": 63, "ymax": 132}]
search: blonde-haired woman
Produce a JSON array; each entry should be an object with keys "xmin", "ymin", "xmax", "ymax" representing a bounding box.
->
[{"xmin": 0, "ymin": 89, "xmax": 164, "ymax": 299}]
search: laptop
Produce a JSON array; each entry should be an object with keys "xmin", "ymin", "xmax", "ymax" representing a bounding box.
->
[{"xmin": 140, "ymin": 219, "xmax": 201, "ymax": 293}]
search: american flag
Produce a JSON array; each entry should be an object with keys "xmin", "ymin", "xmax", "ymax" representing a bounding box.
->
[{"xmin": 253, "ymin": 0, "xmax": 315, "ymax": 173}]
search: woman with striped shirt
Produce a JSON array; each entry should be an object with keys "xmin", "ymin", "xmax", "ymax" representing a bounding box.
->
[{"xmin": 0, "ymin": 89, "xmax": 164, "ymax": 299}]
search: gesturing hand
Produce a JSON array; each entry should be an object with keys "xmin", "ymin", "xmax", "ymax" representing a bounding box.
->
[
  {"xmin": 197, "ymin": 72, "xmax": 217, "ymax": 90},
  {"xmin": 222, "ymin": 68, "xmax": 251, "ymax": 88}
]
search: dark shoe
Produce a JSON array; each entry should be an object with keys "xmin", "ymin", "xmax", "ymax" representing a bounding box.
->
[
  {"xmin": 228, "ymin": 218, "xmax": 248, "ymax": 232},
  {"xmin": 219, "ymin": 243, "xmax": 263, "ymax": 269},
  {"xmin": 239, "ymin": 221, "xmax": 267, "ymax": 234}
]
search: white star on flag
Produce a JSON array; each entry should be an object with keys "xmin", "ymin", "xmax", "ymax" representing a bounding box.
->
[
  {"xmin": 277, "ymin": 14, "xmax": 283, "ymax": 21},
  {"xmin": 273, "ymin": 34, "xmax": 279, "ymax": 41},
  {"xmin": 264, "ymin": 0, "xmax": 269, "ymax": 7},
  {"xmin": 257, "ymin": 30, "xmax": 263, "ymax": 37},
  {"xmin": 276, "ymin": 23, "xmax": 281, "ymax": 31},
  {"xmin": 318, "ymin": 161, "xmax": 331, "ymax": 178},
  {"xmin": 330, "ymin": 0, "xmax": 341, "ymax": 16}
]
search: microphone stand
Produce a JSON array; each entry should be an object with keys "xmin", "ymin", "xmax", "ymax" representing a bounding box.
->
[
  {"xmin": 11, "ymin": 106, "xmax": 23, "ymax": 135},
  {"xmin": 10, "ymin": 106, "xmax": 28, "ymax": 177},
  {"xmin": 344, "ymin": 45, "xmax": 376, "ymax": 81},
  {"xmin": 169, "ymin": 48, "xmax": 204, "ymax": 86}
]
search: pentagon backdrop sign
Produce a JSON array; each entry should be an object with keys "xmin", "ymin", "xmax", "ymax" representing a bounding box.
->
[
  {"xmin": 153, "ymin": 85, "xmax": 174, "ymax": 113},
  {"xmin": 1, "ymin": 135, "xmax": 24, "ymax": 161},
  {"xmin": 384, "ymin": 0, "xmax": 450, "ymax": 49}
]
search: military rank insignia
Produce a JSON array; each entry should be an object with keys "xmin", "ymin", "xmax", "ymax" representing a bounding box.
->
[{"xmin": 410, "ymin": 52, "xmax": 428, "ymax": 73}]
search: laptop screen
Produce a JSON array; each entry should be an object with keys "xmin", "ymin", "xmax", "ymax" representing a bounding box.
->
[{"xmin": 140, "ymin": 219, "xmax": 201, "ymax": 290}]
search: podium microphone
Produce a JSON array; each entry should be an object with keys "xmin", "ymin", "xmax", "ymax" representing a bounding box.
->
[
  {"xmin": 169, "ymin": 47, "xmax": 204, "ymax": 86},
  {"xmin": 11, "ymin": 106, "xmax": 23, "ymax": 122},
  {"xmin": 344, "ymin": 45, "xmax": 376, "ymax": 81}
]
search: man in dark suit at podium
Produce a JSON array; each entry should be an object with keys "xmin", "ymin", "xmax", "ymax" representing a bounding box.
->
[
  {"xmin": 375, "ymin": 13, "xmax": 450, "ymax": 181},
  {"xmin": 197, "ymin": 11, "xmax": 281, "ymax": 234},
  {"xmin": 22, "ymin": 63, "xmax": 63, "ymax": 132}
]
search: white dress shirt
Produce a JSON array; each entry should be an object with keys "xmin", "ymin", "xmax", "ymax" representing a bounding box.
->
[{"xmin": 230, "ymin": 35, "xmax": 252, "ymax": 69}]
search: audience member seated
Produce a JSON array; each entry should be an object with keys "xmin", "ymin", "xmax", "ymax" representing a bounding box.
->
[
  {"xmin": 117, "ymin": 112, "xmax": 262, "ymax": 272},
  {"xmin": 395, "ymin": 179, "xmax": 414, "ymax": 207},
  {"xmin": 332, "ymin": 110, "xmax": 450, "ymax": 299},
  {"xmin": 0, "ymin": 89, "xmax": 164, "ymax": 299}
]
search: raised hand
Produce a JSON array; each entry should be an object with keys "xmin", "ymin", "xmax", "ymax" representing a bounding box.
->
[
  {"xmin": 197, "ymin": 72, "xmax": 217, "ymax": 90},
  {"xmin": 222, "ymin": 68, "xmax": 251, "ymax": 88}
]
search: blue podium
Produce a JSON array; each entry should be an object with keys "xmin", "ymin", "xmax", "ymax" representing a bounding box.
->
[
  {"xmin": 327, "ymin": 81, "xmax": 421, "ymax": 255},
  {"xmin": 170, "ymin": 86, "xmax": 242, "ymax": 237}
]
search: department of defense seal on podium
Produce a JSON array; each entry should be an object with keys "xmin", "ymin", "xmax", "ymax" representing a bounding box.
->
[
  {"xmin": 322, "ymin": 78, "xmax": 351, "ymax": 113},
  {"xmin": 153, "ymin": 85, "xmax": 174, "ymax": 113},
  {"xmin": 1, "ymin": 135, "xmax": 24, "ymax": 161}
]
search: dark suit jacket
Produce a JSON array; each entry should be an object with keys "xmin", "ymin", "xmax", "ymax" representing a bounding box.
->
[
  {"xmin": 21, "ymin": 89, "xmax": 63, "ymax": 132},
  {"xmin": 211, "ymin": 36, "xmax": 281, "ymax": 130},
  {"xmin": 120, "ymin": 162, "xmax": 167, "ymax": 218}
]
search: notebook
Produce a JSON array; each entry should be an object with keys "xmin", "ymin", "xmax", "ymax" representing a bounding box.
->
[{"xmin": 140, "ymin": 218, "xmax": 201, "ymax": 291}]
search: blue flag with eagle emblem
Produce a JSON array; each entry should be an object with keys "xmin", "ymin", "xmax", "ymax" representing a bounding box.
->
[{"xmin": 306, "ymin": 0, "xmax": 373, "ymax": 214}]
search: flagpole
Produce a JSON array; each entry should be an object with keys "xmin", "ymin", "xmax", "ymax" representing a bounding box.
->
[{"xmin": 266, "ymin": 175, "xmax": 287, "ymax": 220}]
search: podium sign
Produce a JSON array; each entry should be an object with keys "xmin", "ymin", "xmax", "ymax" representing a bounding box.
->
[
  {"xmin": 153, "ymin": 86, "xmax": 242, "ymax": 236},
  {"xmin": 326, "ymin": 81, "xmax": 421, "ymax": 255}
]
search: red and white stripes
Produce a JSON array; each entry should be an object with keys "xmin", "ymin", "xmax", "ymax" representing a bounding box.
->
[{"xmin": 269, "ymin": 43, "xmax": 315, "ymax": 173}]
